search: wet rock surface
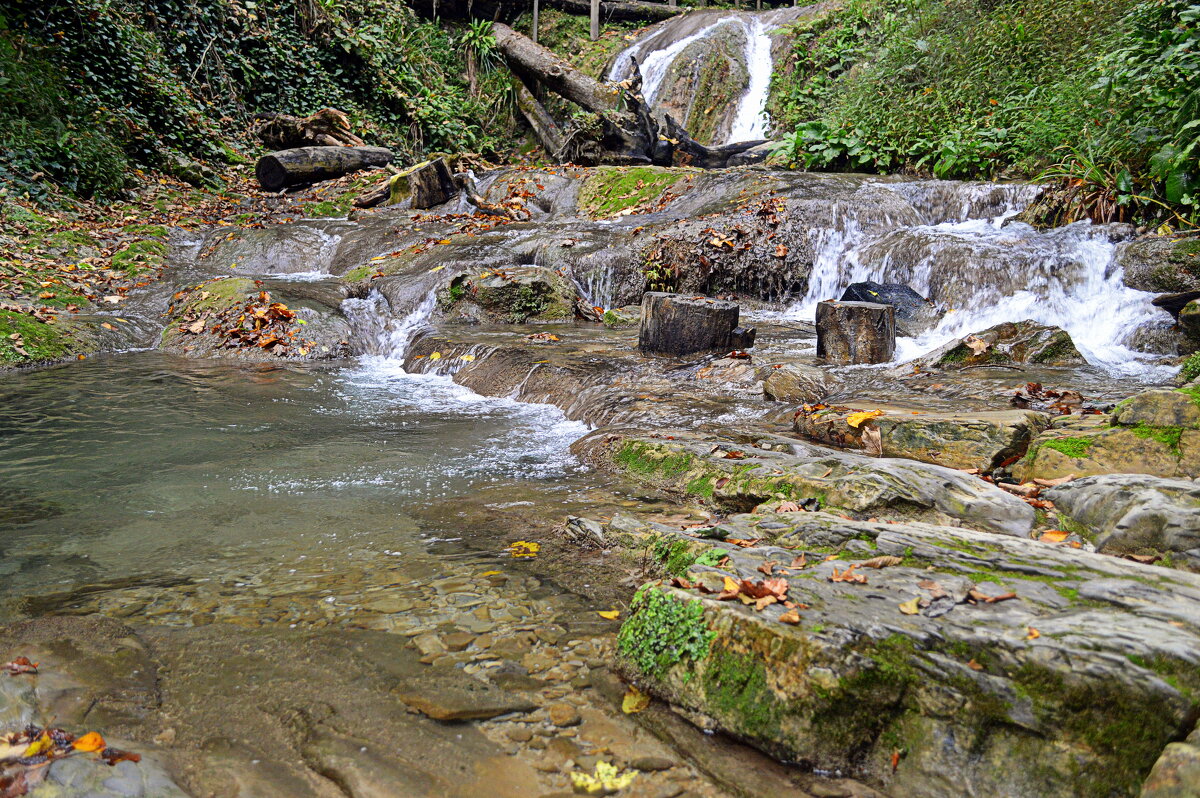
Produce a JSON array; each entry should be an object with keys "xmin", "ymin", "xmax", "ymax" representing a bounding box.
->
[{"xmin": 593, "ymin": 509, "xmax": 1200, "ymax": 798}]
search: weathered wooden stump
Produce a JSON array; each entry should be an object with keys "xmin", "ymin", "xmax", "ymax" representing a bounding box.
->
[
  {"xmin": 816, "ymin": 300, "xmax": 895, "ymax": 365},
  {"xmin": 255, "ymin": 145, "xmax": 394, "ymax": 192},
  {"xmin": 354, "ymin": 158, "xmax": 457, "ymax": 210},
  {"xmin": 639, "ymin": 292, "xmax": 750, "ymax": 356}
]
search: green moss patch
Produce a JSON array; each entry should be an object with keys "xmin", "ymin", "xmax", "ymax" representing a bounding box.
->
[
  {"xmin": 111, "ymin": 239, "xmax": 167, "ymax": 276},
  {"xmin": 578, "ymin": 167, "xmax": 688, "ymax": 218},
  {"xmin": 1131, "ymin": 423, "xmax": 1184, "ymax": 456},
  {"xmin": 0, "ymin": 311, "xmax": 75, "ymax": 365},
  {"xmin": 1040, "ymin": 437, "xmax": 1094, "ymax": 459}
]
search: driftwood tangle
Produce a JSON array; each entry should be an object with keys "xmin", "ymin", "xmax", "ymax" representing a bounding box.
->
[
  {"xmin": 494, "ymin": 23, "xmax": 760, "ymax": 168},
  {"xmin": 256, "ymin": 146, "xmax": 394, "ymax": 192},
  {"xmin": 816, "ymin": 300, "xmax": 896, "ymax": 365},
  {"xmin": 639, "ymin": 292, "xmax": 747, "ymax": 356},
  {"xmin": 252, "ymin": 108, "xmax": 365, "ymax": 150}
]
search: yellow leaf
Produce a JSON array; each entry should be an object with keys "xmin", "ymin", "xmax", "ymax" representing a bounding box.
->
[
  {"xmin": 1025, "ymin": 627, "xmax": 1041, "ymax": 641},
  {"xmin": 437, "ymin": 239, "xmax": 452, "ymax": 245},
  {"xmin": 597, "ymin": 610, "xmax": 620, "ymax": 620},
  {"xmin": 571, "ymin": 761, "xmax": 637, "ymax": 794},
  {"xmin": 370, "ymin": 255, "xmax": 388, "ymax": 261},
  {"xmin": 622, "ymin": 685, "xmax": 650, "ymax": 714},
  {"xmin": 460, "ymin": 354, "xmax": 475, "ymax": 362},
  {"xmin": 73, "ymin": 732, "xmax": 106, "ymax": 753},
  {"xmin": 508, "ymin": 540, "xmax": 540, "ymax": 558},
  {"xmin": 723, "ymin": 576, "xmax": 739, "ymax": 593},
  {"xmin": 429, "ymin": 352, "xmax": 442, "ymax": 360},
  {"xmin": 428, "ymin": 264, "xmax": 446, "ymax": 273},
  {"xmin": 898, "ymin": 597, "xmax": 920, "ymax": 615},
  {"xmin": 23, "ymin": 731, "xmax": 54, "ymax": 758},
  {"xmin": 846, "ymin": 410, "xmax": 884, "ymax": 428},
  {"xmin": 479, "ymin": 570, "xmax": 502, "ymax": 577}
]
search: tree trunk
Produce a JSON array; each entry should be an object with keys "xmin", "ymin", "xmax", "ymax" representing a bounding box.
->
[
  {"xmin": 353, "ymin": 158, "xmax": 457, "ymax": 209},
  {"xmin": 638, "ymin": 292, "xmax": 744, "ymax": 356},
  {"xmin": 494, "ymin": 23, "xmax": 617, "ymax": 112},
  {"xmin": 815, "ymin": 300, "xmax": 896, "ymax": 365},
  {"xmin": 590, "ymin": 0, "xmax": 600, "ymax": 39},
  {"xmin": 495, "ymin": 23, "xmax": 665, "ymax": 165},
  {"xmin": 256, "ymin": 146, "xmax": 394, "ymax": 192},
  {"xmin": 516, "ymin": 83, "xmax": 566, "ymax": 158},
  {"xmin": 532, "ymin": 0, "xmax": 539, "ymax": 43},
  {"xmin": 547, "ymin": 0, "xmax": 682, "ymax": 21}
]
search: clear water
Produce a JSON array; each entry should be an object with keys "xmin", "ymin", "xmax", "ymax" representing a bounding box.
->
[{"xmin": 0, "ymin": 351, "xmax": 590, "ymax": 612}]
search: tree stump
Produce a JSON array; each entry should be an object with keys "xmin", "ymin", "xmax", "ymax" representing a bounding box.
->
[
  {"xmin": 816, "ymin": 300, "xmax": 895, "ymax": 365},
  {"xmin": 255, "ymin": 146, "xmax": 394, "ymax": 192},
  {"xmin": 638, "ymin": 292, "xmax": 743, "ymax": 356},
  {"xmin": 354, "ymin": 158, "xmax": 457, "ymax": 210}
]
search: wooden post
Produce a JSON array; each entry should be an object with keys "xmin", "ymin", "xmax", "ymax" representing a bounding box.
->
[
  {"xmin": 590, "ymin": 0, "xmax": 600, "ymax": 40},
  {"xmin": 815, "ymin": 300, "xmax": 896, "ymax": 365},
  {"xmin": 532, "ymin": 0, "xmax": 539, "ymax": 44},
  {"xmin": 669, "ymin": 0, "xmax": 676, "ymax": 8}
]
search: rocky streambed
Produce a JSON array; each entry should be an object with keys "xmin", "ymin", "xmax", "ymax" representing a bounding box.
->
[{"xmin": 3, "ymin": 164, "xmax": 1200, "ymax": 798}]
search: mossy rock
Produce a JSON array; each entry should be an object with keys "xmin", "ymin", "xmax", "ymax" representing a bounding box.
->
[
  {"xmin": 920, "ymin": 320, "xmax": 1085, "ymax": 369},
  {"xmin": 0, "ymin": 311, "xmax": 93, "ymax": 368},
  {"xmin": 448, "ymin": 266, "xmax": 577, "ymax": 323},
  {"xmin": 578, "ymin": 166, "xmax": 692, "ymax": 219},
  {"xmin": 1018, "ymin": 412, "xmax": 1200, "ymax": 481},
  {"xmin": 1118, "ymin": 237, "xmax": 1200, "ymax": 294}
]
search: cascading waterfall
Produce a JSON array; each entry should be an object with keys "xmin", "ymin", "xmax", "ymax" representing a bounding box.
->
[
  {"xmin": 784, "ymin": 181, "xmax": 1165, "ymax": 375},
  {"xmin": 342, "ymin": 290, "xmax": 437, "ymax": 359},
  {"xmin": 727, "ymin": 16, "xmax": 773, "ymax": 142},
  {"xmin": 608, "ymin": 9, "xmax": 795, "ymax": 145}
]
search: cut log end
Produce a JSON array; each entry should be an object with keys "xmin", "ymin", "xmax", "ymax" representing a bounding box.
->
[
  {"xmin": 255, "ymin": 146, "xmax": 394, "ymax": 192},
  {"xmin": 638, "ymin": 292, "xmax": 744, "ymax": 356},
  {"xmin": 816, "ymin": 300, "xmax": 896, "ymax": 365}
]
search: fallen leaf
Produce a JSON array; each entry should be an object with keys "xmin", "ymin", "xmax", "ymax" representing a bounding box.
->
[
  {"xmin": 778, "ymin": 609, "xmax": 802, "ymax": 624},
  {"xmin": 2, "ymin": 657, "xmax": 39, "ymax": 676},
  {"xmin": 860, "ymin": 556, "xmax": 902, "ymax": 569},
  {"xmin": 967, "ymin": 658, "xmax": 984, "ymax": 671},
  {"xmin": 459, "ymin": 354, "xmax": 475, "ymax": 362},
  {"xmin": 597, "ymin": 610, "xmax": 620, "ymax": 620},
  {"xmin": 775, "ymin": 501, "xmax": 803, "ymax": 513},
  {"xmin": 898, "ymin": 597, "xmax": 921, "ymax": 615},
  {"xmin": 773, "ymin": 243, "xmax": 788, "ymax": 258},
  {"xmin": 846, "ymin": 409, "xmax": 884, "ymax": 428},
  {"xmin": 917, "ymin": 579, "xmax": 948, "ymax": 599},
  {"xmin": 1025, "ymin": 627, "xmax": 1040, "ymax": 641},
  {"xmin": 789, "ymin": 554, "xmax": 808, "ymax": 569},
  {"xmin": 1039, "ymin": 530, "xmax": 1070, "ymax": 543},
  {"xmin": 99, "ymin": 748, "xmax": 141, "ymax": 766},
  {"xmin": 964, "ymin": 335, "xmax": 990, "ymax": 356},
  {"xmin": 861, "ymin": 425, "xmax": 883, "ymax": 457},
  {"xmin": 72, "ymin": 732, "xmax": 106, "ymax": 753},
  {"xmin": 622, "ymin": 685, "xmax": 651, "ymax": 714},
  {"xmin": 891, "ymin": 749, "xmax": 901, "ymax": 774},
  {"xmin": 100, "ymin": 322, "xmax": 117, "ymax": 331},
  {"xmin": 428, "ymin": 352, "xmax": 442, "ymax": 360},
  {"xmin": 507, "ymin": 540, "xmax": 540, "ymax": 558},
  {"xmin": 829, "ymin": 564, "xmax": 868, "ymax": 584},
  {"xmin": 21, "ymin": 731, "xmax": 53, "ymax": 758},
  {"xmin": 571, "ymin": 761, "xmax": 636, "ymax": 794}
]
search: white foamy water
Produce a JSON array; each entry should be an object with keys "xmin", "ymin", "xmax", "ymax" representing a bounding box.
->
[
  {"xmin": 608, "ymin": 10, "xmax": 788, "ymax": 145},
  {"xmin": 779, "ymin": 182, "xmax": 1168, "ymax": 376},
  {"xmin": 727, "ymin": 15, "xmax": 772, "ymax": 142},
  {"xmin": 338, "ymin": 289, "xmax": 589, "ymax": 481}
]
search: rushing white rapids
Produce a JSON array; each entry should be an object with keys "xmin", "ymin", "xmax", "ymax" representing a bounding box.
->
[
  {"xmin": 782, "ymin": 181, "xmax": 1167, "ymax": 376},
  {"xmin": 727, "ymin": 15, "xmax": 773, "ymax": 142}
]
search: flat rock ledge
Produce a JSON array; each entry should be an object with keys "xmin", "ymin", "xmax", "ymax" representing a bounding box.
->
[
  {"xmin": 592, "ymin": 509, "xmax": 1200, "ymax": 798},
  {"xmin": 572, "ymin": 428, "xmax": 1034, "ymax": 536}
]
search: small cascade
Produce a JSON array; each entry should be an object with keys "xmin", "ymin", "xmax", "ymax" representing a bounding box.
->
[
  {"xmin": 342, "ymin": 290, "xmax": 436, "ymax": 359},
  {"xmin": 783, "ymin": 181, "xmax": 1162, "ymax": 374}
]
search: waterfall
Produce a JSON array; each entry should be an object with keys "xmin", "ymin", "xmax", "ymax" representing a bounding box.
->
[
  {"xmin": 342, "ymin": 290, "xmax": 436, "ymax": 360},
  {"xmin": 782, "ymin": 182, "xmax": 1164, "ymax": 375},
  {"xmin": 727, "ymin": 16, "xmax": 772, "ymax": 142},
  {"xmin": 608, "ymin": 8, "xmax": 801, "ymax": 145}
]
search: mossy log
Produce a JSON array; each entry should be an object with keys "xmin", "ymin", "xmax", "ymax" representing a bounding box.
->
[
  {"xmin": 354, "ymin": 158, "xmax": 456, "ymax": 210},
  {"xmin": 815, "ymin": 299, "xmax": 895, "ymax": 365},
  {"xmin": 255, "ymin": 146, "xmax": 394, "ymax": 192}
]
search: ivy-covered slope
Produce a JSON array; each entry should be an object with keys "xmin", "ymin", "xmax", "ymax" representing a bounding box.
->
[
  {"xmin": 0, "ymin": 0, "xmax": 520, "ymax": 202},
  {"xmin": 768, "ymin": 0, "xmax": 1200, "ymax": 227}
]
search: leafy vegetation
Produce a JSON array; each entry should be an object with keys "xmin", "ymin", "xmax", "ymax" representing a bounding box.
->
[
  {"xmin": 0, "ymin": 0, "xmax": 522, "ymax": 202},
  {"xmin": 768, "ymin": 0, "xmax": 1200, "ymax": 227}
]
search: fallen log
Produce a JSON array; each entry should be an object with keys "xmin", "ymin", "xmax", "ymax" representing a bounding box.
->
[
  {"xmin": 663, "ymin": 114, "xmax": 767, "ymax": 169},
  {"xmin": 516, "ymin": 84, "xmax": 566, "ymax": 159},
  {"xmin": 256, "ymin": 146, "xmax": 394, "ymax": 192},
  {"xmin": 816, "ymin": 300, "xmax": 896, "ymax": 365},
  {"xmin": 546, "ymin": 0, "xmax": 683, "ymax": 22},
  {"xmin": 252, "ymin": 108, "xmax": 365, "ymax": 149},
  {"xmin": 354, "ymin": 158, "xmax": 458, "ymax": 210},
  {"xmin": 405, "ymin": 0, "xmax": 683, "ymax": 23}
]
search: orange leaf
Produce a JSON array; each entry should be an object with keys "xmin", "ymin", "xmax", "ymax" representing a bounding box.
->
[
  {"xmin": 73, "ymin": 732, "xmax": 107, "ymax": 752},
  {"xmin": 1039, "ymin": 530, "xmax": 1070, "ymax": 543}
]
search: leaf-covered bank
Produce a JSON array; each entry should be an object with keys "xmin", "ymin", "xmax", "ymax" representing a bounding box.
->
[{"xmin": 768, "ymin": 0, "xmax": 1200, "ymax": 227}]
